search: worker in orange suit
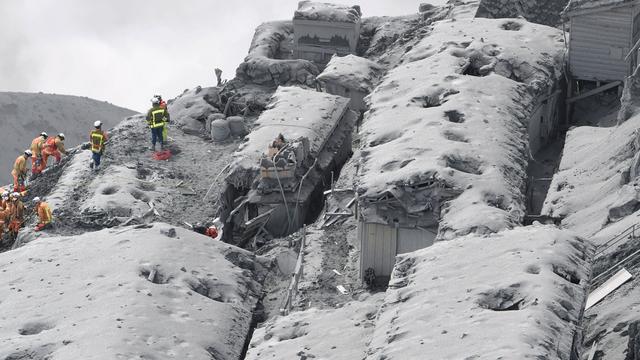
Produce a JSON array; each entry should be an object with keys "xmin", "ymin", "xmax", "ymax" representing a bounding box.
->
[
  {"xmin": 30, "ymin": 132, "xmax": 48, "ymax": 175},
  {"xmin": 7, "ymin": 192, "xmax": 25, "ymax": 240},
  {"xmin": 12, "ymin": 150, "xmax": 32, "ymax": 192},
  {"xmin": 0, "ymin": 192, "xmax": 9, "ymax": 239},
  {"xmin": 32, "ymin": 197, "xmax": 52, "ymax": 231},
  {"xmin": 41, "ymin": 133, "xmax": 67, "ymax": 171}
]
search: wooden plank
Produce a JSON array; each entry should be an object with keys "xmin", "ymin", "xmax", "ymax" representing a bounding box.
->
[
  {"xmin": 585, "ymin": 268, "xmax": 633, "ymax": 310},
  {"xmin": 625, "ymin": 36, "xmax": 640, "ymax": 60},
  {"xmin": 568, "ymin": 81, "xmax": 623, "ymax": 103}
]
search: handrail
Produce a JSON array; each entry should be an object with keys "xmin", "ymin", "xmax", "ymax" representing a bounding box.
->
[{"xmin": 596, "ymin": 223, "xmax": 639, "ymax": 256}]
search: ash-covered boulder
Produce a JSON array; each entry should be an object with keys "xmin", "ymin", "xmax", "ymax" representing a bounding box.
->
[
  {"xmin": 235, "ymin": 21, "xmax": 319, "ymax": 87},
  {"xmin": 475, "ymin": 0, "xmax": 569, "ymax": 27},
  {"xmin": 168, "ymin": 86, "xmax": 221, "ymax": 135}
]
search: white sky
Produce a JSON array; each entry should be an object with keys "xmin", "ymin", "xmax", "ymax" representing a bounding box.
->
[{"xmin": 0, "ymin": 0, "xmax": 428, "ymax": 112}]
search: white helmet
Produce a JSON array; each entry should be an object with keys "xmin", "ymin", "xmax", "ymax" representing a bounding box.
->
[
  {"xmin": 24, "ymin": 149, "xmax": 32, "ymax": 157},
  {"xmin": 32, "ymin": 196, "xmax": 41, "ymax": 203},
  {"xmin": 58, "ymin": 133, "xmax": 65, "ymax": 140},
  {"xmin": 1, "ymin": 192, "xmax": 8, "ymax": 200},
  {"xmin": 40, "ymin": 132, "xmax": 48, "ymax": 138},
  {"xmin": 10, "ymin": 192, "xmax": 20, "ymax": 199},
  {"xmin": 94, "ymin": 120, "xmax": 102, "ymax": 128},
  {"xmin": 151, "ymin": 97, "xmax": 160, "ymax": 105}
]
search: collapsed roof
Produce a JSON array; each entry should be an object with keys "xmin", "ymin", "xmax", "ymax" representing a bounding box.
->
[
  {"xmin": 316, "ymin": 54, "xmax": 384, "ymax": 93},
  {"xmin": 356, "ymin": 18, "xmax": 565, "ymax": 238},
  {"xmin": 226, "ymin": 86, "xmax": 350, "ymax": 189},
  {"xmin": 294, "ymin": 1, "xmax": 362, "ymax": 23}
]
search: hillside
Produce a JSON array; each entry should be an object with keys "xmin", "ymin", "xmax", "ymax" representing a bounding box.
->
[
  {"xmin": 2, "ymin": 0, "xmax": 636, "ymax": 359},
  {"xmin": 0, "ymin": 92, "xmax": 136, "ymax": 183}
]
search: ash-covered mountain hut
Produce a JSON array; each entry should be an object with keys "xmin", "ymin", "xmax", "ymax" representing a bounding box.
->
[
  {"xmin": 564, "ymin": 0, "xmax": 640, "ymax": 85},
  {"xmin": 293, "ymin": 1, "xmax": 361, "ymax": 65},
  {"xmin": 221, "ymin": 86, "xmax": 356, "ymax": 245}
]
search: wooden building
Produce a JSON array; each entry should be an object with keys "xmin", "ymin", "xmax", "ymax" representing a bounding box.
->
[
  {"xmin": 564, "ymin": 0, "xmax": 640, "ymax": 83},
  {"xmin": 293, "ymin": 1, "xmax": 361, "ymax": 65}
]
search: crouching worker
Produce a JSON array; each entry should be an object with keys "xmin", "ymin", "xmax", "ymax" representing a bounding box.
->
[
  {"xmin": 32, "ymin": 197, "xmax": 52, "ymax": 231},
  {"xmin": 90, "ymin": 121, "xmax": 107, "ymax": 170},
  {"xmin": 41, "ymin": 133, "xmax": 67, "ymax": 170}
]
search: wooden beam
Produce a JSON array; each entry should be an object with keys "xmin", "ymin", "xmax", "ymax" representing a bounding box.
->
[
  {"xmin": 567, "ymin": 81, "xmax": 622, "ymax": 104},
  {"xmin": 626, "ymin": 36, "xmax": 640, "ymax": 61}
]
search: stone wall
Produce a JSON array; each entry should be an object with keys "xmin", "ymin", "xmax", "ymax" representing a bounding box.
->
[{"xmin": 475, "ymin": 0, "xmax": 569, "ymax": 27}]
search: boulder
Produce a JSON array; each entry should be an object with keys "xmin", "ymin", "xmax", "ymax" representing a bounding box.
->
[{"xmin": 182, "ymin": 118, "xmax": 204, "ymax": 135}]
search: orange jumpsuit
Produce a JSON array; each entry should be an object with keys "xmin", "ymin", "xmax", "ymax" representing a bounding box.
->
[
  {"xmin": 7, "ymin": 200, "xmax": 24, "ymax": 237},
  {"xmin": 35, "ymin": 201, "xmax": 52, "ymax": 231},
  {"xmin": 41, "ymin": 137, "xmax": 66, "ymax": 170},
  {"xmin": 30, "ymin": 136, "xmax": 46, "ymax": 175},
  {"xmin": 11, "ymin": 155, "xmax": 28, "ymax": 192}
]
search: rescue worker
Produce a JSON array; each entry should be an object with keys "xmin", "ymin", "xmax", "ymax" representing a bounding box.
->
[
  {"xmin": 146, "ymin": 97, "xmax": 170, "ymax": 151},
  {"xmin": 0, "ymin": 192, "xmax": 10, "ymax": 239},
  {"xmin": 90, "ymin": 121, "xmax": 108, "ymax": 170},
  {"xmin": 7, "ymin": 192, "xmax": 25, "ymax": 240},
  {"xmin": 12, "ymin": 150, "xmax": 32, "ymax": 192},
  {"xmin": 154, "ymin": 95, "xmax": 169, "ymax": 142},
  {"xmin": 32, "ymin": 197, "xmax": 52, "ymax": 231},
  {"xmin": 41, "ymin": 133, "xmax": 67, "ymax": 170},
  {"xmin": 30, "ymin": 132, "xmax": 48, "ymax": 175},
  {"xmin": 0, "ymin": 192, "xmax": 9, "ymax": 211}
]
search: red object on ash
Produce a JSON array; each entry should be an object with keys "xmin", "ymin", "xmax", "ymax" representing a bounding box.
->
[
  {"xmin": 152, "ymin": 150, "xmax": 172, "ymax": 161},
  {"xmin": 205, "ymin": 226, "xmax": 218, "ymax": 239}
]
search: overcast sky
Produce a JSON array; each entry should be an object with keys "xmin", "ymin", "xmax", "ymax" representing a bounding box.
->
[{"xmin": 0, "ymin": 1, "xmax": 427, "ymax": 112}]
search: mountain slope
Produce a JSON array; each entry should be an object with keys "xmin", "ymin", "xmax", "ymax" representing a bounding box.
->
[{"xmin": 0, "ymin": 92, "xmax": 136, "ymax": 183}]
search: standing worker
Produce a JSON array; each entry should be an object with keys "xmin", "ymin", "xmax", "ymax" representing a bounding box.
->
[
  {"xmin": 41, "ymin": 133, "xmax": 67, "ymax": 170},
  {"xmin": 30, "ymin": 132, "xmax": 48, "ymax": 175},
  {"xmin": 90, "ymin": 121, "xmax": 108, "ymax": 170},
  {"xmin": 12, "ymin": 150, "xmax": 32, "ymax": 192},
  {"xmin": 32, "ymin": 197, "xmax": 52, "ymax": 231},
  {"xmin": 155, "ymin": 95, "xmax": 170, "ymax": 143},
  {"xmin": 146, "ymin": 97, "xmax": 170, "ymax": 152}
]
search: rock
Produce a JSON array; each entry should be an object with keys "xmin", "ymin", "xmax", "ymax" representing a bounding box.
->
[
  {"xmin": 227, "ymin": 116, "xmax": 248, "ymax": 137},
  {"xmin": 608, "ymin": 185, "xmax": 640, "ymax": 222},
  {"xmin": 182, "ymin": 118, "xmax": 204, "ymax": 135},
  {"xmin": 627, "ymin": 322, "xmax": 640, "ymax": 360},
  {"xmin": 211, "ymin": 119, "xmax": 231, "ymax": 142},
  {"xmin": 161, "ymin": 228, "xmax": 177, "ymax": 238},
  {"xmin": 419, "ymin": 3, "xmax": 435, "ymax": 12}
]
